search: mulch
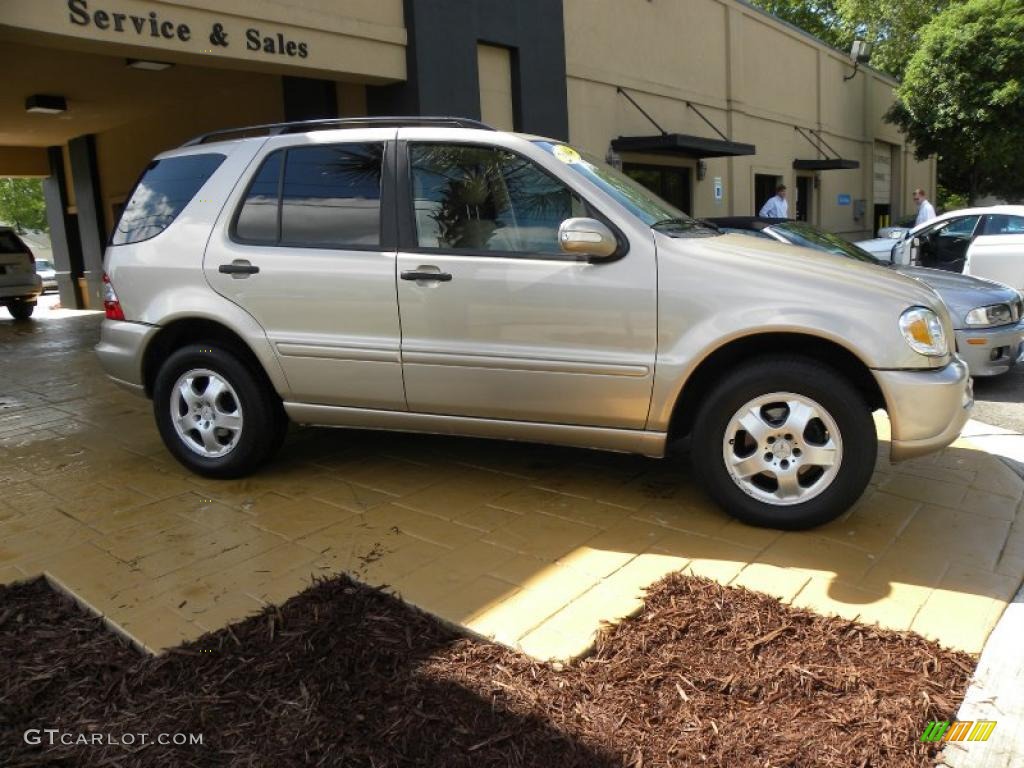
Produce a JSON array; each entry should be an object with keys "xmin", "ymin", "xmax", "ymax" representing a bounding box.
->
[{"xmin": 0, "ymin": 572, "xmax": 972, "ymax": 767}]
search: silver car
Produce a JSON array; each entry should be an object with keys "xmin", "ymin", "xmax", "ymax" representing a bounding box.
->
[
  {"xmin": 710, "ymin": 217, "xmax": 1024, "ymax": 377},
  {"xmin": 95, "ymin": 117, "xmax": 972, "ymax": 529},
  {"xmin": 34, "ymin": 259, "xmax": 58, "ymax": 293},
  {"xmin": 0, "ymin": 226, "xmax": 42, "ymax": 320}
]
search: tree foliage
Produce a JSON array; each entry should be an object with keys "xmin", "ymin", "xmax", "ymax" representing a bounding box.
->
[
  {"xmin": 0, "ymin": 178, "xmax": 47, "ymax": 233},
  {"xmin": 748, "ymin": 0, "xmax": 949, "ymax": 78},
  {"xmin": 886, "ymin": 0, "xmax": 1024, "ymax": 202}
]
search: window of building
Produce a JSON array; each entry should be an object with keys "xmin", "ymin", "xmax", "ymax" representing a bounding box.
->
[
  {"xmin": 233, "ymin": 143, "xmax": 383, "ymax": 248},
  {"xmin": 112, "ymin": 153, "xmax": 225, "ymax": 245},
  {"xmin": 622, "ymin": 164, "xmax": 692, "ymax": 216},
  {"xmin": 408, "ymin": 143, "xmax": 585, "ymax": 255},
  {"xmin": 477, "ymin": 44, "xmax": 516, "ymax": 131}
]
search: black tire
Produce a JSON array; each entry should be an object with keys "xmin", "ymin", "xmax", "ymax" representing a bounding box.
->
[
  {"xmin": 8, "ymin": 301, "xmax": 34, "ymax": 321},
  {"xmin": 152, "ymin": 343, "xmax": 287, "ymax": 478},
  {"xmin": 690, "ymin": 356, "xmax": 876, "ymax": 530}
]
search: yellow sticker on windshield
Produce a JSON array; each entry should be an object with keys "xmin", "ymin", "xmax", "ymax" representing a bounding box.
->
[{"xmin": 552, "ymin": 144, "xmax": 581, "ymax": 164}]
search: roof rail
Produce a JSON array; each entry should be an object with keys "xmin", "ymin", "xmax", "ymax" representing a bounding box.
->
[{"xmin": 180, "ymin": 116, "xmax": 495, "ymax": 147}]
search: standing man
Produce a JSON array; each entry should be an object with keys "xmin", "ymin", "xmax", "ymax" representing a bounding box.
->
[
  {"xmin": 913, "ymin": 188, "xmax": 937, "ymax": 226},
  {"xmin": 759, "ymin": 184, "xmax": 789, "ymax": 218}
]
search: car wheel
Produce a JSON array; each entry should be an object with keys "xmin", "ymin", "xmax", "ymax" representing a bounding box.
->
[
  {"xmin": 152, "ymin": 344, "xmax": 286, "ymax": 478},
  {"xmin": 691, "ymin": 356, "xmax": 876, "ymax": 530},
  {"xmin": 8, "ymin": 301, "xmax": 34, "ymax": 321}
]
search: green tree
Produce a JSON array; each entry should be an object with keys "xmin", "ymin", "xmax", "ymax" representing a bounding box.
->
[
  {"xmin": 747, "ymin": 1, "xmax": 849, "ymax": 51},
  {"xmin": 749, "ymin": 0, "xmax": 949, "ymax": 78},
  {"xmin": 0, "ymin": 178, "xmax": 47, "ymax": 232},
  {"xmin": 886, "ymin": 0, "xmax": 1024, "ymax": 203}
]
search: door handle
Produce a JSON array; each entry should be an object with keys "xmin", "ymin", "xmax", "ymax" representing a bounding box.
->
[
  {"xmin": 219, "ymin": 261, "xmax": 260, "ymax": 276},
  {"xmin": 401, "ymin": 269, "xmax": 452, "ymax": 282}
]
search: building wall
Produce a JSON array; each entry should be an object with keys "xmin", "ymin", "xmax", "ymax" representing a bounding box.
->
[
  {"xmin": 0, "ymin": 0, "xmax": 406, "ymax": 82},
  {"xmin": 563, "ymin": 0, "xmax": 935, "ymax": 239}
]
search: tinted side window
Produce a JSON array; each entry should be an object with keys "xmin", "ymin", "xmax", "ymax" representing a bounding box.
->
[
  {"xmin": 939, "ymin": 216, "xmax": 980, "ymax": 237},
  {"xmin": 235, "ymin": 151, "xmax": 282, "ymax": 243},
  {"xmin": 409, "ymin": 143, "xmax": 585, "ymax": 255},
  {"xmin": 982, "ymin": 214, "xmax": 1024, "ymax": 236},
  {"xmin": 112, "ymin": 154, "xmax": 225, "ymax": 245},
  {"xmin": 280, "ymin": 144, "xmax": 383, "ymax": 247}
]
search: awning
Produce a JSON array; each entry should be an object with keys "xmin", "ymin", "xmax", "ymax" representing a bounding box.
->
[
  {"xmin": 612, "ymin": 133, "xmax": 756, "ymax": 159},
  {"xmin": 792, "ymin": 127, "xmax": 859, "ymax": 171},
  {"xmin": 613, "ymin": 87, "xmax": 756, "ymax": 159},
  {"xmin": 793, "ymin": 158, "xmax": 860, "ymax": 171}
]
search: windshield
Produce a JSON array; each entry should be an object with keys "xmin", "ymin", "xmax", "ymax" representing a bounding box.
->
[
  {"xmin": 35, "ymin": 260, "xmax": 54, "ymax": 270},
  {"xmin": 769, "ymin": 221, "xmax": 880, "ymax": 265},
  {"xmin": 533, "ymin": 141, "xmax": 718, "ymax": 236}
]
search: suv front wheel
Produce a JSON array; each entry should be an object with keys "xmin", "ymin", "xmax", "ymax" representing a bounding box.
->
[
  {"xmin": 153, "ymin": 344, "xmax": 286, "ymax": 478},
  {"xmin": 691, "ymin": 357, "xmax": 877, "ymax": 529}
]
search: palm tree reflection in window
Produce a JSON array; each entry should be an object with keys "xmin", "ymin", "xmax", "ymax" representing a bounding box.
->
[
  {"xmin": 411, "ymin": 145, "xmax": 580, "ymax": 254},
  {"xmin": 280, "ymin": 143, "xmax": 384, "ymax": 247}
]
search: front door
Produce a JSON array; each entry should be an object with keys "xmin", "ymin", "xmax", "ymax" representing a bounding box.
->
[
  {"xmin": 916, "ymin": 215, "xmax": 981, "ymax": 272},
  {"xmin": 395, "ymin": 140, "xmax": 657, "ymax": 429},
  {"xmin": 205, "ymin": 136, "xmax": 406, "ymax": 410}
]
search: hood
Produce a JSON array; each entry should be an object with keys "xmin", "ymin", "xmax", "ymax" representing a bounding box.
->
[
  {"xmin": 654, "ymin": 232, "xmax": 955, "ymax": 370},
  {"xmin": 894, "ymin": 265, "xmax": 1020, "ymax": 325},
  {"xmin": 685, "ymin": 233, "xmax": 946, "ymax": 308}
]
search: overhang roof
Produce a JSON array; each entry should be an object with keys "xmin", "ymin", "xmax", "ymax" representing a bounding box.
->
[
  {"xmin": 611, "ymin": 133, "xmax": 756, "ymax": 159},
  {"xmin": 792, "ymin": 158, "xmax": 860, "ymax": 171}
]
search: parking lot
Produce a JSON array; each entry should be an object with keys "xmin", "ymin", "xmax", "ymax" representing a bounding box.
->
[{"xmin": 2, "ymin": 308, "xmax": 1023, "ymax": 659}]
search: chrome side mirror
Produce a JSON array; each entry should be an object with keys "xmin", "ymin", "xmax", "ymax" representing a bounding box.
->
[{"xmin": 558, "ymin": 217, "xmax": 617, "ymax": 260}]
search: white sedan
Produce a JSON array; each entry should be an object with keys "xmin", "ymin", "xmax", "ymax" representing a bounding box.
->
[{"xmin": 857, "ymin": 206, "xmax": 1024, "ymax": 290}]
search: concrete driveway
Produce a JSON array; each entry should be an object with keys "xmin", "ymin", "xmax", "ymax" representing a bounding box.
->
[{"xmin": 1, "ymin": 309, "xmax": 1023, "ymax": 660}]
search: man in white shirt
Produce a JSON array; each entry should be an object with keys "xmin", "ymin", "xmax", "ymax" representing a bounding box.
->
[
  {"xmin": 759, "ymin": 184, "xmax": 789, "ymax": 218},
  {"xmin": 913, "ymin": 188, "xmax": 937, "ymax": 226}
]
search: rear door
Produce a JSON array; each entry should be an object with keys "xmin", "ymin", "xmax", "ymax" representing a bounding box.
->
[
  {"xmin": 393, "ymin": 135, "xmax": 657, "ymax": 429},
  {"xmin": 967, "ymin": 213, "xmax": 1024, "ymax": 290},
  {"xmin": 0, "ymin": 229, "xmax": 35, "ymax": 295},
  {"xmin": 204, "ymin": 131, "xmax": 406, "ymax": 410}
]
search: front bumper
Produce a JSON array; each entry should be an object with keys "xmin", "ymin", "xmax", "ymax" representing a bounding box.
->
[
  {"xmin": 874, "ymin": 357, "xmax": 973, "ymax": 462},
  {"xmin": 94, "ymin": 319, "xmax": 158, "ymax": 396},
  {"xmin": 954, "ymin": 321, "xmax": 1024, "ymax": 377}
]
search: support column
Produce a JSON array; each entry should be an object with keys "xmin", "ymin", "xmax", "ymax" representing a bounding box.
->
[
  {"xmin": 67, "ymin": 135, "xmax": 106, "ymax": 310},
  {"xmin": 41, "ymin": 145, "xmax": 84, "ymax": 309}
]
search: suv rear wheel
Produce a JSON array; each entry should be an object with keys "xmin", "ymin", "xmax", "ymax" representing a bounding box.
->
[
  {"xmin": 153, "ymin": 344, "xmax": 286, "ymax": 478},
  {"xmin": 7, "ymin": 301, "xmax": 34, "ymax": 321},
  {"xmin": 691, "ymin": 356, "xmax": 876, "ymax": 529}
]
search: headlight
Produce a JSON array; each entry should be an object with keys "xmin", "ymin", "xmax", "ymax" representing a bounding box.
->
[
  {"xmin": 899, "ymin": 307, "xmax": 949, "ymax": 357},
  {"xmin": 964, "ymin": 303, "xmax": 1013, "ymax": 327}
]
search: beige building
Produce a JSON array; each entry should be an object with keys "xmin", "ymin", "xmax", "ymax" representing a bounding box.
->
[{"xmin": 0, "ymin": 0, "xmax": 934, "ymax": 308}]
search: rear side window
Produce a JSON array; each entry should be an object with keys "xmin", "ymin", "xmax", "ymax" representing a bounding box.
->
[
  {"xmin": 981, "ymin": 214, "xmax": 1024, "ymax": 236},
  {"xmin": 233, "ymin": 142, "xmax": 383, "ymax": 248},
  {"xmin": 112, "ymin": 154, "xmax": 225, "ymax": 245},
  {"xmin": 0, "ymin": 231, "xmax": 28, "ymax": 253}
]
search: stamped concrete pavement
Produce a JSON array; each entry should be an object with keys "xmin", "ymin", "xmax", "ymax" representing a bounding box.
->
[{"xmin": 1, "ymin": 310, "xmax": 1023, "ymax": 661}]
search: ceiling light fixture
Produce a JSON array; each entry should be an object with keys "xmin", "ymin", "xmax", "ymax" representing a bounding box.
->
[
  {"xmin": 25, "ymin": 94, "xmax": 67, "ymax": 114},
  {"xmin": 126, "ymin": 58, "xmax": 174, "ymax": 71}
]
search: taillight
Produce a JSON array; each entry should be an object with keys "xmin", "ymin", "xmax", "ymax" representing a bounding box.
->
[{"xmin": 102, "ymin": 272, "xmax": 125, "ymax": 320}]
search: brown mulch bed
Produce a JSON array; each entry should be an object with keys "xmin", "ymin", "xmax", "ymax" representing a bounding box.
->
[{"xmin": 1, "ymin": 573, "xmax": 972, "ymax": 767}]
